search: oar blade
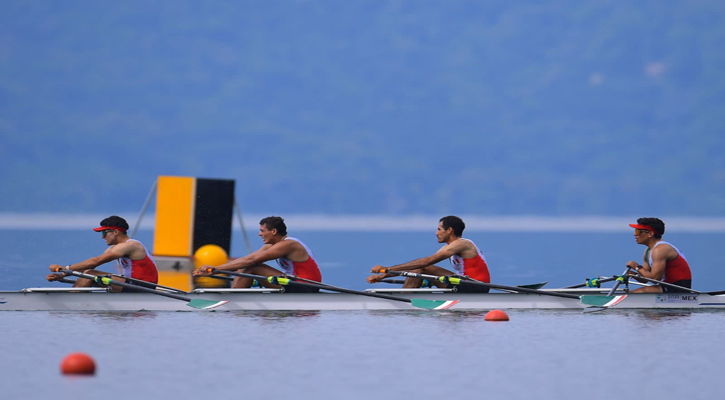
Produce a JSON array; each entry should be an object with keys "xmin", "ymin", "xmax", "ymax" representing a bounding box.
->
[
  {"xmin": 187, "ymin": 299, "xmax": 230, "ymax": 310},
  {"xmin": 518, "ymin": 281, "xmax": 548, "ymax": 290},
  {"xmin": 580, "ymin": 295, "xmax": 627, "ymax": 308},
  {"xmin": 410, "ymin": 298, "xmax": 460, "ymax": 310}
]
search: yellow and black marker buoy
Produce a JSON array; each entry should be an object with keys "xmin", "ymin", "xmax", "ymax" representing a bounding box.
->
[{"xmin": 151, "ymin": 176, "xmax": 236, "ymax": 290}]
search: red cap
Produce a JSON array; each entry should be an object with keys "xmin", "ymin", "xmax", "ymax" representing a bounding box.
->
[
  {"xmin": 629, "ymin": 223, "xmax": 656, "ymax": 233},
  {"xmin": 93, "ymin": 226, "xmax": 127, "ymax": 233}
]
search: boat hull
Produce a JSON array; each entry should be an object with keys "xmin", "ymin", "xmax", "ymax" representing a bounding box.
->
[{"xmin": 2, "ymin": 288, "xmax": 724, "ymax": 311}]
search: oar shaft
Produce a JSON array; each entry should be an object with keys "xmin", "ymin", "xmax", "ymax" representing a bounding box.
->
[
  {"xmin": 566, "ymin": 276, "xmax": 619, "ymax": 289},
  {"xmin": 109, "ymin": 273, "xmax": 188, "ymax": 293},
  {"xmin": 606, "ymin": 268, "xmax": 631, "ymax": 296},
  {"xmin": 378, "ymin": 278, "xmax": 436, "ymax": 287},
  {"xmin": 60, "ymin": 270, "xmax": 194, "ymax": 302},
  {"xmin": 208, "ymin": 274, "xmax": 234, "ymax": 282},
  {"xmin": 211, "ymin": 268, "xmax": 415, "ymax": 304},
  {"xmin": 381, "ymin": 270, "xmax": 579, "ymax": 299},
  {"xmin": 632, "ymin": 275, "xmax": 700, "ymax": 294}
]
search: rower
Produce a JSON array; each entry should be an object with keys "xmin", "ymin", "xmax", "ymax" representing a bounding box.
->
[
  {"xmin": 47, "ymin": 215, "xmax": 158, "ymax": 292},
  {"xmin": 367, "ymin": 215, "xmax": 491, "ymax": 292},
  {"xmin": 192, "ymin": 216, "xmax": 322, "ymax": 292},
  {"xmin": 625, "ymin": 217, "xmax": 692, "ymax": 293}
]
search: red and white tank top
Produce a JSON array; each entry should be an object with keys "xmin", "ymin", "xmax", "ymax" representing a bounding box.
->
[
  {"xmin": 275, "ymin": 237, "xmax": 322, "ymax": 282},
  {"xmin": 449, "ymin": 238, "xmax": 491, "ymax": 283},
  {"xmin": 648, "ymin": 241, "xmax": 692, "ymax": 283},
  {"xmin": 117, "ymin": 239, "xmax": 159, "ymax": 283}
]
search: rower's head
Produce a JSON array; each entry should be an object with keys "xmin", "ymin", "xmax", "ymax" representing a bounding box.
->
[
  {"xmin": 437, "ymin": 215, "xmax": 465, "ymax": 243},
  {"xmin": 259, "ymin": 216, "xmax": 287, "ymax": 243},
  {"xmin": 93, "ymin": 215, "xmax": 129, "ymax": 245},
  {"xmin": 629, "ymin": 217, "xmax": 665, "ymax": 241}
]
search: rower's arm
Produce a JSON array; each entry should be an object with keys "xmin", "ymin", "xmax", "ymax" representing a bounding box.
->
[
  {"xmin": 637, "ymin": 246, "xmax": 669, "ymax": 281},
  {"xmin": 386, "ymin": 241, "xmax": 466, "ymax": 272},
  {"xmin": 57, "ymin": 246, "xmax": 126, "ymax": 272},
  {"xmin": 209, "ymin": 242, "xmax": 289, "ymax": 272}
]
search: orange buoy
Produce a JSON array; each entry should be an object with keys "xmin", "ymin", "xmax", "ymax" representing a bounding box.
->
[
  {"xmin": 484, "ymin": 309, "xmax": 509, "ymax": 321},
  {"xmin": 60, "ymin": 352, "xmax": 96, "ymax": 375}
]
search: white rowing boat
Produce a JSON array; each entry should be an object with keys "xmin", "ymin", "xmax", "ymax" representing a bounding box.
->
[{"xmin": 1, "ymin": 287, "xmax": 723, "ymax": 311}]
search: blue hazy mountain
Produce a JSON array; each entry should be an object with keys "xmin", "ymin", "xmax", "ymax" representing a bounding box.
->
[{"xmin": 1, "ymin": 1, "xmax": 723, "ymax": 216}]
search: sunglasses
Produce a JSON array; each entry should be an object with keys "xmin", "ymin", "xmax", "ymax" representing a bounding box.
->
[
  {"xmin": 101, "ymin": 229, "xmax": 115, "ymax": 238},
  {"xmin": 634, "ymin": 228, "xmax": 651, "ymax": 236}
]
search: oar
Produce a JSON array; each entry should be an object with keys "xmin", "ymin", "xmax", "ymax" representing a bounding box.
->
[
  {"xmin": 580, "ymin": 275, "xmax": 716, "ymax": 308},
  {"xmin": 207, "ymin": 268, "xmax": 459, "ymax": 310},
  {"xmin": 379, "ymin": 269, "xmax": 579, "ymax": 300},
  {"xmin": 580, "ymin": 268, "xmax": 636, "ymax": 311},
  {"xmin": 579, "ymin": 294, "xmax": 629, "ymax": 308},
  {"xmin": 566, "ymin": 276, "xmax": 620, "ymax": 289},
  {"xmin": 380, "ymin": 278, "xmax": 435, "ymax": 288},
  {"xmin": 108, "ymin": 273, "xmax": 189, "ymax": 294},
  {"xmin": 629, "ymin": 275, "xmax": 699, "ymax": 294},
  {"xmin": 517, "ymin": 281, "xmax": 548, "ymax": 290},
  {"xmin": 54, "ymin": 269, "xmax": 229, "ymax": 310},
  {"xmin": 606, "ymin": 268, "xmax": 630, "ymax": 296},
  {"xmin": 208, "ymin": 274, "xmax": 234, "ymax": 282},
  {"xmin": 380, "ymin": 278, "xmax": 548, "ymax": 290}
]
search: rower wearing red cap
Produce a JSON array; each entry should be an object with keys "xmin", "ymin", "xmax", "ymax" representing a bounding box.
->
[
  {"xmin": 625, "ymin": 217, "xmax": 692, "ymax": 293},
  {"xmin": 46, "ymin": 215, "xmax": 158, "ymax": 291}
]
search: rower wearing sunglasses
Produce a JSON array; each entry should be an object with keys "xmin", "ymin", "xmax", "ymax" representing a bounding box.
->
[
  {"xmin": 625, "ymin": 217, "xmax": 692, "ymax": 293},
  {"xmin": 46, "ymin": 215, "xmax": 158, "ymax": 291}
]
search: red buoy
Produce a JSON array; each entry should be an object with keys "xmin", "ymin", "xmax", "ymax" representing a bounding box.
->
[
  {"xmin": 484, "ymin": 309, "xmax": 509, "ymax": 321},
  {"xmin": 60, "ymin": 352, "xmax": 96, "ymax": 375}
]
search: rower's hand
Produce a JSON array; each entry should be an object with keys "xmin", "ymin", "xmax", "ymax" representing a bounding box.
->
[
  {"xmin": 192, "ymin": 266, "xmax": 214, "ymax": 277},
  {"xmin": 46, "ymin": 273, "xmax": 64, "ymax": 282},
  {"xmin": 366, "ymin": 274, "xmax": 385, "ymax": 284},
  {"xmin": 624, "ymin": 261, "xmax": 642, "ymax": 276},
  {"xmin": 625, "ymin": 261, "xmax": 639, "ymax": 270},
  {"xmin": 371, "ymin": 265, "xmax": 386, "ymax": 273},
  {"xmin": 49, "ymin": 264, "xmax": 64, "ymax": 272}
]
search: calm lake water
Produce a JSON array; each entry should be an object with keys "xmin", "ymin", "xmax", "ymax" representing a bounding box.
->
[
  {"xmin": 1, "ymin": 309, "xmax": 722, "ymax": 400},
  {"xmin": 1, "ymin": 228, "xmax": 724, "ymax": 400}
]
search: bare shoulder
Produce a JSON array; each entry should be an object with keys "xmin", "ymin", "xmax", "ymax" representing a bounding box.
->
[
  {"xmin": 125, "ymin": 239, "xmax": 147, "ymax": 250},
  {"xmin": 279, "ymin": 238, "xmax": 306, "ymax": 253},
  {"xmin": 248, "ymin": 239, "xmax": 294, "ymax": 261},
  {"xmin": 438, "ymin": 239, "xmax": 470, "ymax": 257},
  {"xmin": 653, "ymin": 242, "xmax": 678, "ymax": 259},
  {"xmin": 448, "ymin": 238, "xmax": 476, "ymax": 253},
  {"xmin": 272, "ymin": 238, "xmax": 296, "ymax": 249},
  {"xmin": 456, "ymin": 238, "xmax": 480, "ymax": 258},
  {"xmin": 112, "ymin": 239, "xmax": 145, "ymax": 257}
]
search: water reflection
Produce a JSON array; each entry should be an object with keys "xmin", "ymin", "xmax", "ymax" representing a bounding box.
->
[
  {"xmin": 621, "ymin": 309, "xmax": 693, "ymax": 321},
  {"xmin": 49, "ymin": 310, "xmax": 159, "ymax": 321},
  {"xmin": 227, "ymin": 310, "xmax": 321, "ymax": 321}
]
